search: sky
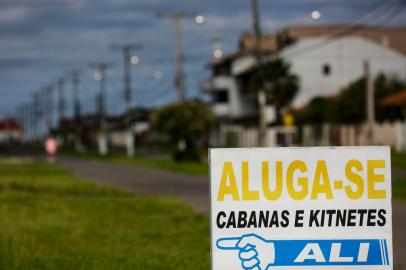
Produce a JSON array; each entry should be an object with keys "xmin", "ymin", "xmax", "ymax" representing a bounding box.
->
[{"xmin": 0, "ymin": 0, "xmax": 405, "ymax": 118}]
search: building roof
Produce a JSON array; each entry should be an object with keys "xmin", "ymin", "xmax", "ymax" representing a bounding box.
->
[
  {"xmin": 0, "ymin": 117, "xmax": 22, "ymax": 132},
  {"xmin": 380, "ymin": 90, "xmax": 406, "ymax": 106},
  {"xmin": 210, "ymin": 25, "xmax": 406, "ymax": 67},
  {"xmin": 238, "ymin": 31, "xmax": 279, "ymax": 52},
  {"xmin": 281, "ymin": 25, "xmax": 406, "ymax": 55},
  {"xmin": 208, "ymin": 48, "xmax": 272, "ymax": 68}
]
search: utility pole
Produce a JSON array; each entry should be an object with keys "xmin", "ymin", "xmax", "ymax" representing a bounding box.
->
[
  {"xmin": 43, "ymin": 85, "xmax": 53, "ymax": 136},
  {"xmin": 251, "ymin": 0, "xmax": 267, "ymax": 147},
  {"xmin": 29, "ymin": 102, "xmax": 36, "ymax": 141},
  {"xmin": 26, "ymin": 102, "xmax": 35, "ymax": 141},
  {"xmin": 212, "ymin": 38, "xmax": 223, "ymax": 59},
  {"xmin": 57, "ymin": 77, "xmax": 66, "ymax": 126},
  {"xmin": 15, "ymin": 105, "xmax": 23, "ymax": 128},
  {"xmin": 16, "ymin": 105, "xmax": 25, "ymax": 140},
  {"xmin": 110, "ymin": 43, "xmax": 142, "ymax": 114},
  {"xmin": 23, "ymin": 103, "xmax": 31, "ymax": 141},
  {"xmin": 91, "ymin": 62, "xmax": 113, "ymax": 156},
  {"xmin": 36, "ymin": 89, "xmax": 47, "ymax": 139},
  {"xmin": 69, "ymin": 70, "xmax": 83, "ymax": 151},
  {"xmin": 91, "ymin": 62, "xmax": 113, "ymax": 129},
  {"xmin": 31, "ymin": 91, "xmax": 40, "ymax": 141},
  {"xmin": 364, "ymin": 60, "xmax": 375, "ymax": 145},
  {"xmin": 95, "ymin": 92, "xmax": 101, "ymax": 117},
  {"xmin": 69, "ymin": 70, "xmax": 81, "ymax": 123},
  {"xmin": 111, "ymin": 43, "xmax": 142, "ymax": 157},
  {"xmin": 20, "ymin": 104, "xmax": 28, "ymax": 141},
  {"xmin": 157, "ymin": 12, "xmax": 197, "ymax": 103}
]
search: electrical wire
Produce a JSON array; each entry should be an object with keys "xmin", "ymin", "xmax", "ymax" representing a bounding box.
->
[{"xmin": 281, "ymin": 0, "xmax": 405, "ymax": 59}]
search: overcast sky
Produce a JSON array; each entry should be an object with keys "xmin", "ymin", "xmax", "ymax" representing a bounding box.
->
[{"xmin": 1, "ymin": 0, "xmax": 405, "ymax": 118}]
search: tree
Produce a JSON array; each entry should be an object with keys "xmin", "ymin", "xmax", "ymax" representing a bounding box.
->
[
  {"xmin": 151, "ymin": 100, "xmax": 215, "ymax": 161},
  {"xmin": 294, "ymin": 96, "xmax": 336, "ymax": 124},
  {"xmin": 246, "ymin": 58, "xmax": 299, "ymax": 124},
  {"xmin": 334, "ymin": 73, "xmax": 405, "ymax": 123},
  {"xmin": 334, "ymin": 78, "xmax": 366, "ymax": 123},
  {"xmin": 374, "ymin": 73, "xmax": 406, "ymax": 121},
  {"xmin": 294, "ymin": 73, "xmax": 405, "ymax": 124}
]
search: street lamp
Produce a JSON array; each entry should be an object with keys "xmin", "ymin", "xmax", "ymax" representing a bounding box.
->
[
  {"xmin": 195, "ymin": 14, "xmax": 205, "ymax": 25},
  {"xmin": 131, "ymin": 56, "xmax": 140, "ymax": 65},
  {"xmin": 94, "ymin": 72, "xmax": 102, "ymax": 81},
  {"xmin": 153, "ymin": 70, "xmax": 163, "ymax": 80},
  {"xmin": 311, "ymin": 10, "xmax": 321, "ymax": 21},
  {"xmin": 214, "ymin": 49, "xmax": 223, "ymax": 59},
  {"xmin": 157, "ymin": 11, "xmax": 206, "ymax": 103}
]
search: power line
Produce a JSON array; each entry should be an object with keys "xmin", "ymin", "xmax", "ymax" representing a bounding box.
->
[
  {"xmin": 281, "ymin": 0, "xmax": 405, "ymax": 59},
  {"xmin": 89, "ymin": 62, "xmax": 113, "ymax": 129},
  {"xmin": 55, "ymin": 77, "xmax": 66, "ymax": 126},
  {"xmin": 157, "ymin": 11, "xmax": 200, "ymax": 103},
  {"xmin": 110, "ymin": 43, "xmax": 142, "ymax": 115},
  {"xmin": 141, "ymin": 66, "xmax": 207, "ymax": 106},
  {"xmin": 68, "ymin": 69, "xmax": 82, "ymax": 122}
]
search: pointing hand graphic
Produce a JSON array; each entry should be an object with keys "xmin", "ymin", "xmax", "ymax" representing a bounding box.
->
[{"xmin": 216, "ymin": 234, "xmax": 275, "ymax": 270}]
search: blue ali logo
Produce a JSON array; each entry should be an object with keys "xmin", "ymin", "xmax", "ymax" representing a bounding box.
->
[{"xmin": 217, "ymin": 234, "xmax": 390, "ymax": 270}]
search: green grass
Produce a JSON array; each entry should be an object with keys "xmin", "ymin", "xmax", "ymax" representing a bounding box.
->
[
  {"xmin": 0, "ymin": 157, "xmax": 209, "ymax": 270},
  {"xmin": 393, "ymin": 178, "xmax": 406, "ymax": 201},
  {"xmin": 65, "ymin": 150, "xmax": 209, "ymax": 176},
  {"xmin": 392, "ymin": 152, "xmax": 406, "ymax": 200},
  {"xmin": 392, "ymin": 152, "xmax": 406, "ymax": 170}
]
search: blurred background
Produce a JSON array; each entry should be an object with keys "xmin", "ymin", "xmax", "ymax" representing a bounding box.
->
[
  {"xmin": 0, "ymin": 0, "xmax": 405, "ymax": 156},
  {"xmin": 0, "ymin": 0, "xmax": 406, "ymax": 269}
]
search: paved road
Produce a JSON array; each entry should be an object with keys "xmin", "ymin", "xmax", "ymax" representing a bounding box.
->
[
  {"xmin": 57, "ymin": 156, "xmax": 210, "ymax": 212},
  {"xmin": 57, "ymin": 156, "xmax": 406, "ymax": 268}
]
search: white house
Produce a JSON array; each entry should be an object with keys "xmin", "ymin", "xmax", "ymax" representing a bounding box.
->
[{"xmin": 202, "ymin": 25, "xmax": 406, "ymax": 122}]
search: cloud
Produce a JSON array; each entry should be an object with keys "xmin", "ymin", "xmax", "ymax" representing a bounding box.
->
[
  {"xmin": 0, "ymin": 6, "xmax": 29, "ymax": 23},
  {"xmin": 0, "ymin": 0, "xmax": 405, "ymax": 116}
]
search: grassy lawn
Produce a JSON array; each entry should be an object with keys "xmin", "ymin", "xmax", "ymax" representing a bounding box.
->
[
  {"xmin": 0, "ymin": 157, "xmax": 209, "ymax": 270},
  {"xmin": 393, "ymin": 178, "xmax": 406, "ymax": 201},
  {"xmin": 392, "ymin": 152, "xmax": 406, "ymax": 170},
  {"xmin": 65, "ymin": 150, "xmax": 209, "ymax": 176}
]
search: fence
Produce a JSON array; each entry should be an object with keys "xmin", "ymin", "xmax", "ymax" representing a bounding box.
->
[
  {"xmin": 214, "ymin": 125, "xmax": 296, "ymax": 148},
  {"xmin": 214, "ymin": 121, "xmax": 406, "ymax": 152},
  {"xmin": 301, "ymin": 122, "xmax": 406, "ymax": 152}
]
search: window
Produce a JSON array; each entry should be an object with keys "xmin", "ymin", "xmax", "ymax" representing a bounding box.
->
[
  {"xmin": 322, "ymin": 63, "xmax": 331, "ymax": 76},
  {"xmin": 214, "ymin": 90, "xmax": 228, "ymax": 103}
]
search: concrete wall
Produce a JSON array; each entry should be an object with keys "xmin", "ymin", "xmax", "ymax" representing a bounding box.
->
[
  {"xmin": 213, "ymin": 124, "xmax": 296, "ymax": 148},
  {"xmin": 206, "ymin": 75, "xmax": 257, "ymax": 119},
  {"xmin": 281, "ymin": 36, "xmax": 406, "ymax": 107},
  {"xmin": 300, "ymin": 121, "xmax": 406, "ymax": 152},
  {"xmin": 212, "ymin": 121, "xmax": 406, "ymax": 153}
]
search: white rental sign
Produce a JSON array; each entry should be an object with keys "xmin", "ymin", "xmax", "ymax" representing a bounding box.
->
[{"xmin": 209, "ymin": 146, "xmax": 392, "ymax": 270}]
